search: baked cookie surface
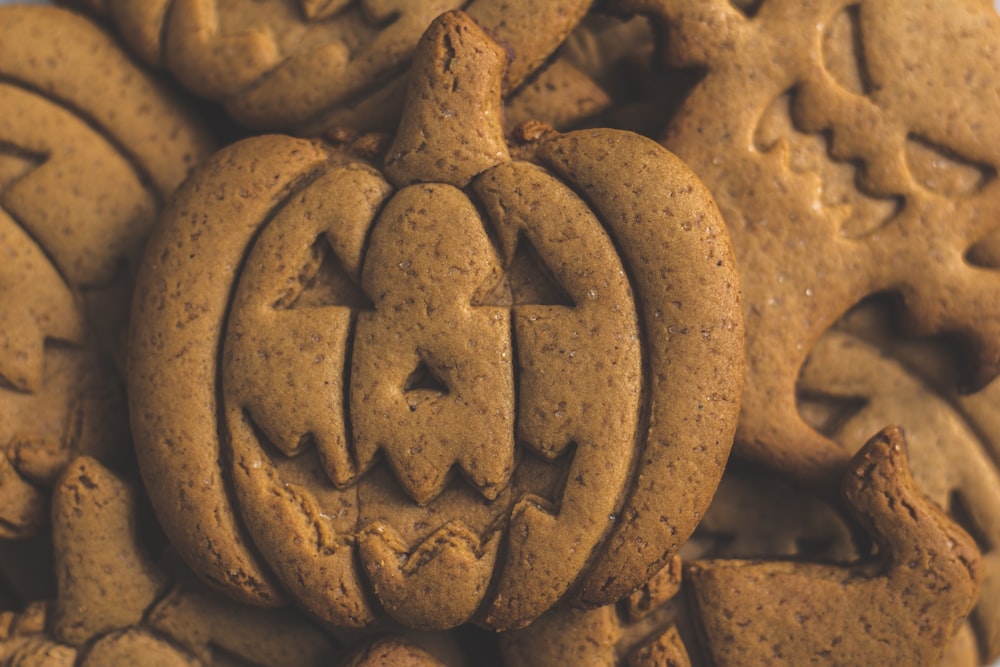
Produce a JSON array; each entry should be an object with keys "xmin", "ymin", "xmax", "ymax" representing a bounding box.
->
[
  {"xmin": 687, "ymin": 427, "xmax": 982, "ymax": 666},
  {"xmin": 619, "ymin": 0, "xmax": 1000, "ymax": 492},
  {"xmin": 500, "ymin": 556, "xmax": 693, "ymax": 667},
  {"xmin": 129, "ymin": 10, "xmax": 743, "ymax": 631},
  {"xmin": 72, "ymin": 0, "xmax": 599, "ymax": 134},
  {"xmin": 506, "ymin": 428, "xmax": 984, "ymax": 667},
  {"xmin": 0, "ymin": 5, "xmax": 213, "ymax": 537},
  {"xmin": 798, "ymin": 299, "xmax": 1000, "ymax": 664},
  {"xmin": 0, "ymin": 456, "xmax": 449, "ymax": 667}
]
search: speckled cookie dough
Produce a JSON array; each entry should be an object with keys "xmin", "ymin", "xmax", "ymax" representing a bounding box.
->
[
  {"xmin": 0, "ymin": 5, "xmax": 213, "ymax": 536},
  {"xmin": 68, "ymin": 0, "xmax": 603, "ymax": 134},
  {"xmin": 128, "ymin": 10, "xmax": 743, "ymax": 631}
]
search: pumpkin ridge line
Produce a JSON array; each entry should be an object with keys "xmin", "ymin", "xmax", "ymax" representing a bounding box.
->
[
  {"xmin": 213, "ymin": 155, "xmax": 341, "ymax": 593},
  {"xmin": 528, "ymin": 149, "xmax": 652, "ymax": 590},
  {"xmin": 337, "ymin": 162, "xmax": 398, "ymax": 481}
]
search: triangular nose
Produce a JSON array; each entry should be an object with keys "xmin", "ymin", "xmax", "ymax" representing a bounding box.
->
[
  {"xmin": 282, "ymin": 235, "xmax": 372, "ymax": 310},
  {"xmin": 403, "ymin": 360, "xmax": 449, "ymax": 396}
]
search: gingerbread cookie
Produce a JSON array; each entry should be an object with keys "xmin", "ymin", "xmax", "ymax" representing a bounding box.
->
[
  {"xmin": 503, "ymin": 454, "xmax": 908, "ymax": 667},
  {"xmin": 500, "ymin": 556, "xmax": 694, "ymax": 667},
  {"xmin": 559, "ymin": 12, "xmax": 699, "ymax": 139},
  {"xmin": 69, "ymin": 0, "xmax": 604, "ymax": 135},
  {"xmin": 502, "ymin": 57, "xmax": 612, "ymax": 133},
  {"xmin": 686, "ymin": 426, "xmax": 982, "ymax": 666},
  {"xmin": 0, "ymin": 457, "xmax": 338, "ymax": 666},
  {"xmin": 616, "ymin": 0, "xmax": 1000, "ymax": 492},
  {"xmin": 342, "ymin": 636, "xmax": 448, "ymax": 667},
  {"xmin": 3, "ymin": 456, "xmax": 466, "ymax": 666},
  {"xmin": 0, "ymin": 5, "xmax": 213, "ymax": 537},
  {"xmin": 129, "ymin": 11, "xmax": 743, "ymax": 631},
  {"xmin": 502, "ymin": 429, "xmax": 983, "ymax": 667},
  {"xmin": 798, "ymin": 298, "xmax": 1000, "ymax": 664}
]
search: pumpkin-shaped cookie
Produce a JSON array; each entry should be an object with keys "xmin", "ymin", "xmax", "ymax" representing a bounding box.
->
[
  {"xmin": 71, "ymin": 0, "xmax": 603, "ymax": 134},
  {"xmin": 129, "ymin": 11, "xmax": 743, "ymax": 630},
  {"xmin": 0, "ymin": 6, "xmax": 213, "ymax": 537}
]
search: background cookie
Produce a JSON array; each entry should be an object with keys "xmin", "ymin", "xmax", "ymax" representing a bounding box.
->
[
  {"xmin": 0, "ymin": 5, "xmax": 213, "ymax": 536},
  {"xmin": 38, "ymin": 457, "xmax": 342, "ymax": 666},
  {"xmin": 66, "ymin": 0, "xmax": 607, "ymax": 135},
  {"xmin": 687, "ymin": 427, "xmax": 982, "ymax": 666},
  {"xmin": 558, "ymin": 12, "xmax": 703, "ymax": 139},
  {"xmin": 504, "ymin": 424, "xmax": 986, "ymax": 667},
  {"xmin": 500, "ymin": 556, "xmax": 694, "ymax": 667},
  {"xmin": 798, "ymin": 297, "xmax": 1000, "ymax": 664},
  {"xmin": 0, "ymin": 456, "xmax": 467, "ymax": 666},
  {"xmin": 616, "ymin": 0, "xmax": 1000, "ymax": 496},
  {"xmin": 129, "ymin": 10, "xmax": 743, "ymax": 631}
]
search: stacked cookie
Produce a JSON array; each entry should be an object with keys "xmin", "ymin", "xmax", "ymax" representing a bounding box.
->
[{"xmin": 0, "ymin": 1, "xmax": 997, "ymax": 665}]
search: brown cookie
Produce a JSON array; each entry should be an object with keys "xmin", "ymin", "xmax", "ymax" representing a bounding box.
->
[
  {"xmin": 500, "ymin": 556, "xmax": 694, "ymax": 667},
  {"xmin": 798, "ymin": 297, "xmax": 1000, "ymax": 664},
  {"xmin": 559, "ymin": 12, "xmax": 700, "ymax": 139},
  {"xmin": 69, "ymin": 0, "xmax": 602, "ymax": 135},
  {"xmin": 686, "ymin": 426, "xmax": 982, "ymax": 666},
  {"xmin": 0, "ymin": 5, "xmax": 213, "ymax": 537},
  {"xmin": 502, "ymin": 57, "xmax": 612, "ymax": 133},
  {"xmin": 342, "ymin": 636, "xmax": 448, "ymax": 667},
  {"xmin": 0, "ymin": 456, "xmax": 349, "ymax": 666},
  {"xmin": 128, "ymin": 10, "xmax": 743, "ymax": 631},
  {"xmin": 0, "ymin": 602, "xmax": 77, "ymax": 667},
  {"xmin": 615, "ymin": 0, "xmax": 1000, "ymax": 492}
]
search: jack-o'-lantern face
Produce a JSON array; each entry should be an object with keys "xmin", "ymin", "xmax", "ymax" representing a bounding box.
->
[{"xmin": 129, "ymin": 11, "xmax": 743, "ymax": 631}]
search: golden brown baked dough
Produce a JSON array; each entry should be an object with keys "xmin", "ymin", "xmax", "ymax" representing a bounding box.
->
[
  {"xmin": 500, "ymin": 556, "xmax": 694, "ymax": 667},
  {"xmin": 799, "ymin": 298, "xmax": 1000, "ymax": 664},
  {"xmin": 70, "ymin": 0, "xmax": 601, "ymax": 134},
  {"xmin": 617, "ymin": 0, "xmax": 1000, "ymax": 495},
  {"xmin": 0, "ymin": 456, "xmax": 368, "ymax": 666},
  {"xmin": 687, "ymin": 427, "xmax": 982, "ymax": 666},
  {"xmin": 0, "ymin": 5, "xmax": 213, "ymax": 537},
  {"xmin": 129, "ymin": 10, "xmax": 743, "ymax": 631}
]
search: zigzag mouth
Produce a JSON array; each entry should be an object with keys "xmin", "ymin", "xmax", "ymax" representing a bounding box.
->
[
  {"xmin": 752, "ymin": 88, "xmax": 902, "ymax": 240},
  {"xmin": 246, "ymin": 403, "xmax": 574, "ymax": 517}
]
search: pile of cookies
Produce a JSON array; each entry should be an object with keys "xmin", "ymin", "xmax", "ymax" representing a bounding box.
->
[{"xmin": 1, "ymin": 1, "xmax": 998, "ymax": 665}]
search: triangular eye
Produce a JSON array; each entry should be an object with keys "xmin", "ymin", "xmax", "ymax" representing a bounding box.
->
[
  {"xmin": 281, "ymin": 235, "xmax": 372, "ymax": 310},
  {"xmin": 404, "ymin": 361, "xmax": 449, "ymax": 396},
  {"xmin": 507, "ymin": 236, "xmax": 575, "ymax": 307},
  {"xmin": 0, "ymin": 150, "xmax": 42, "ymax": 192}
]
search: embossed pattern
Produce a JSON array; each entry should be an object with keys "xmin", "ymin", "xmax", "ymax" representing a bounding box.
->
[
  {"xmin": 627, "ymin": 0, "xmax": 1000, "ymax": 495},
  {"xmin": 61, "ymin": 0, "xmax": 597, "ymax": 134},
  {"xmin": 128, "ymin": 11, "xmax": 743, "ymax": 632},
  {"xmin": 0, "ymin": 6, "xmax": 211, "ymax": 538}
]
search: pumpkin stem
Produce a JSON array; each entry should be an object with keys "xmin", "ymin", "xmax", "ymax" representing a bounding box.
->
[{"xmin": 384, "ymin": 11, "xmax": 510, "ymax": 189}]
